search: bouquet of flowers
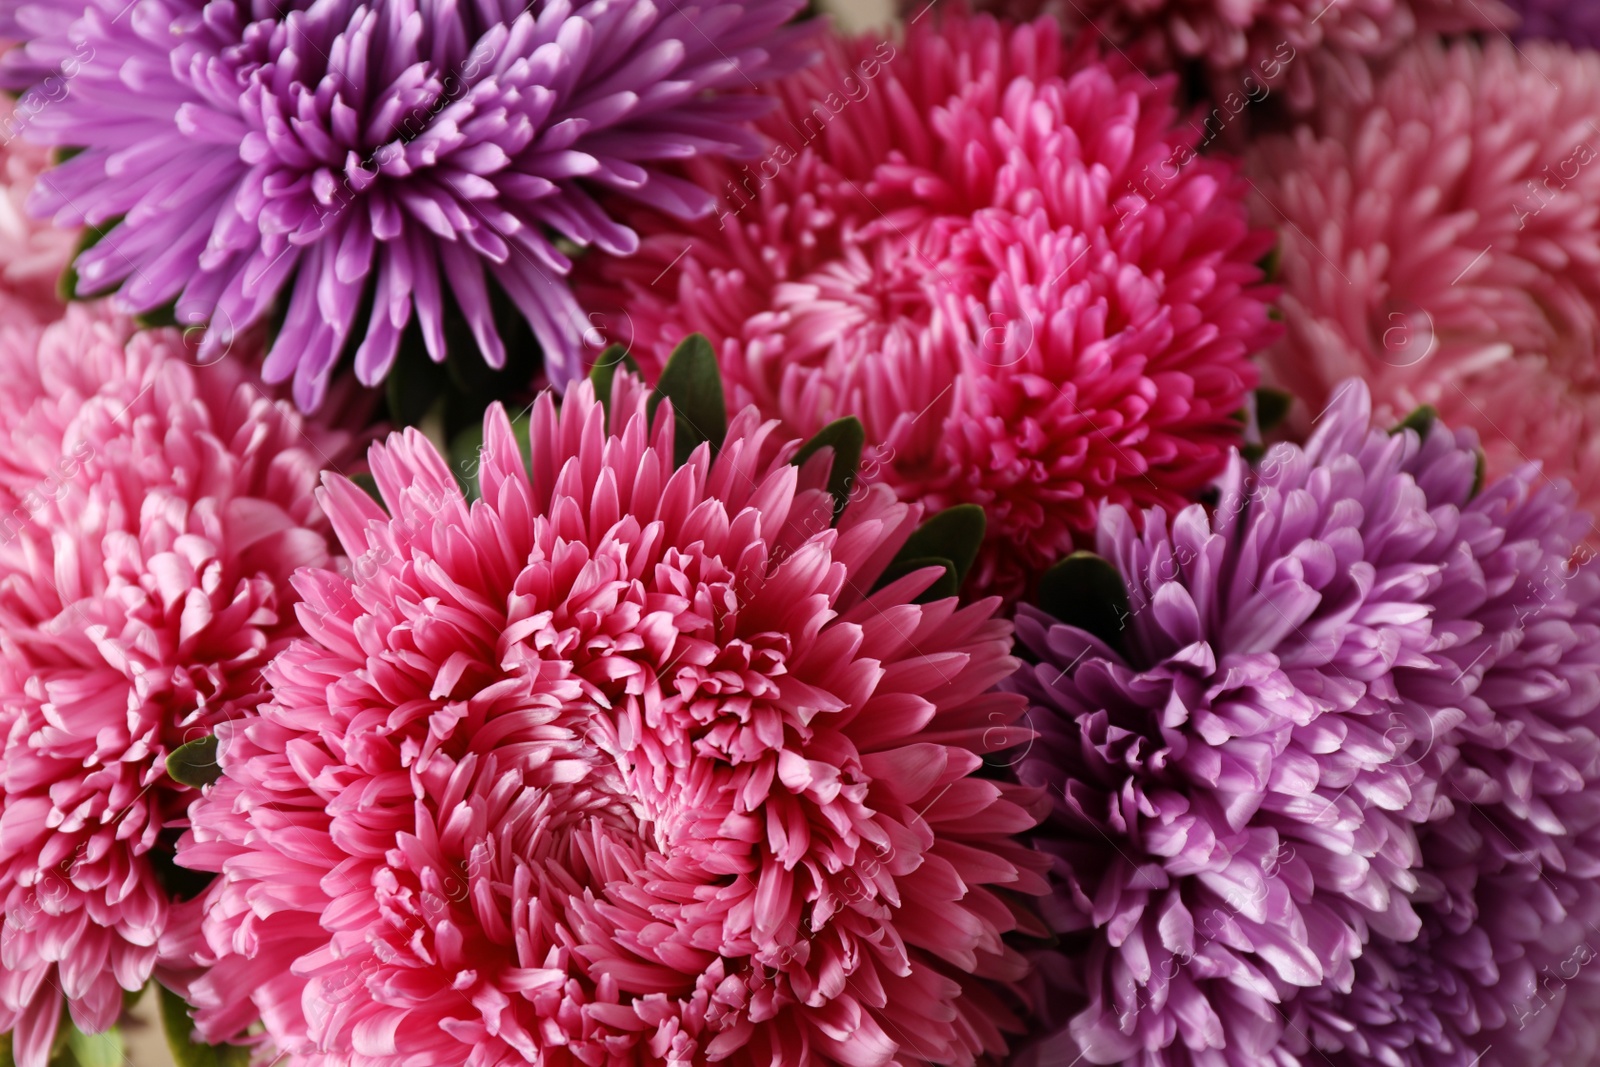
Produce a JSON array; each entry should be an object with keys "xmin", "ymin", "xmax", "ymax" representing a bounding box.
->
[{"xmin": 1, "ymin": 1, "xmax": 1598, "ymax": 1065}]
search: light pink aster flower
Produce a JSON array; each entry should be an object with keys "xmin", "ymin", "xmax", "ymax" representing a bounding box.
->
[
  {"xmin": 1248, "ymin": 38, "xmax": 1600, "ymax": 529},
  {"xmin": 171, "ymin": 369, "xmax": 1048, "ymax": 1066},
  {"xmin": 0, "ymin": 92, "xmax": 74, "ymax": 319},
  {"xmin": 0, "ymin": 305, "xmax": 353, "ymax": 1067},
  {"xmin": 578, "ymin": 14, "xmax": 1277, "ymax": 604}
]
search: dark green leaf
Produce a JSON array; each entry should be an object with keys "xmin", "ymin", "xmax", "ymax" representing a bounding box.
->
[
  {"xmin": 1241, "ymin": 442, "xmax": 1267, "ymax": 463},
  {"xmin": 589, "ymin": 345, "xmax": 640, "ymax": 428},
  {"xmin": 1037, "ymin": 551, "xmax": 1132, "ymax": 652},
  {"xmin": 1471, "ymin": 450, "xmax": 1486, "ymax": 500},
  {"xmin": 159, "ymin": 987, "xmax": 251, "ymax": 1067},
  {"xmin": 1257, "ymin": 242, "xmax": 1281, "ymax": 282},
  {"xmin": 792, "ymin": 417, "xmax": 865, "ymax": 517},
  {"xmin": 876, "ymin": 557, "xmax": 959, "ymax": 604},
  {"xmin": 57, "ymin": 215, "xmax": 124, "ymax": 303},
  {"xmin": 1, "ymin": 1030, "xmax": 15, "ymax": 1067},
  {"xmin": 891, "ymin": 505, "xmax": 986, "ymax": 591},
  {"xmin": 1390, "ymin": 405, "xmax": 1437, "ymax": 439},
  {"xmin": 648, "ymin": 335, "xmax": 726, "ymax": 467},
  {"xmin": 133, "ymin": 302, "xmax": 180, "ymax": 331},
  {"xmin": 165, "ymin": 736, "xmax": 221, "ymax": 789},
  {"xmin": 1254, "ymin": 388, "xmax": 1292, "ymax": 433}
]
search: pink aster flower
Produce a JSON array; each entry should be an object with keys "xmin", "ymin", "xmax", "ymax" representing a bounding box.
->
[
  {"xmin": 577, "ymin": 14, "xmax": 1277, "ymax": 603},
  {"xmin": 968, "ymin": 0, "xmax": 1510, "ymax": 112},
  {"xmin": 170, "ymin": 368, "xmax": 1048, "ymax": 1066},
  {"xmin": 1247, "ymin": 38, "xmax": 1600, "ymax": 528},
  {"xmin": 0, "ymin": 305, "xmax": 354, "ymax": 1067},
  {"xmin": 0, "ymin": 92, "xmax": 75, "ymax": 319}
]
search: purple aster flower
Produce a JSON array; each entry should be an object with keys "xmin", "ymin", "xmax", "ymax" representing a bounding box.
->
[
  {"xmin": 1010, "ymin": 381, "xmax": 1600, "ymax": 1065},
  {"xmin": 0, "ymin": 0, "xmax": 812, "ymax": 409},
  {"xmin": 1506, "ymin": 0, "xmax": 1600, "ymax": 47}
]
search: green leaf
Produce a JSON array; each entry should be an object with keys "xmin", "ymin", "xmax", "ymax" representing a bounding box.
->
[
  {"xmin": 589, "ymin": 344, "xmax": 640, "ymax": 423},
  {"xmin": 792, "ymin": 417, "xmax": 865, "ymax": 517},
  {"xmin": 876, "ymin": 557, "xmax": 959, "ymax": 604},
  {"xmin": 165, "ymin": 736, "xmax": 222, "ymax": 789},
  {"xmin": 891, "ymin": 505, "xmax": 986, "ymax": 591},
  {"xmin": 1037, "ymin": 551, "xmax": 1132, "ymax": 652},
  {"xmin": 65, "ymin": 1027, "xmax": 121, "ymax": 1067},
  {"xmin": 1, "ymin": 1030, "xmax": 15, "ymax": 1067},
  {"xmin": 1257, "ymin": 242, "xmax": 1281, "ymax": 282},
  {"xmin": 648, "ymin": 335, "xmax": 726, "ymax": 467},
  {"xmin": 1390, "ymin": 404, "xmax": 1437, "ymax": 439},
  {"xmin": 1471, "ymin": 450, "xmax": 1486, "ymax": 500},
  {"xmin": 133, "ymin": 302, "xmax": 180, "ymax": 331},
  {"xmin": 1255, "ymin": 388, "xmax": 1292, "ymax": 434},
  {"xmin": 57, "ymin": 215, "xmax": 124, "ymax": 304},
  {"xmin": 159, "ymin": 987, "xmax": 251, "ymax": 1067},
  {"xmin": 384, "ymin": 338, "xmax": 453, "ymax": 428}
]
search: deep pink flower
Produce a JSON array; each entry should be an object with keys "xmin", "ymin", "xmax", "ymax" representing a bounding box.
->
[
  {"xmin": 578, "ymin": 14, "xmax": 1276, "ymax": 604},
  {"xmin": 172, "ymin": 369, "xmax": 1048, "ymax": 1066},
  {"xmin": 1247, "ymin": 38, "xmax": 1600, "ymax": 529},
  {"xmin": 0, "ymin": 305, "xmax": 354, "ymax": 1067}
]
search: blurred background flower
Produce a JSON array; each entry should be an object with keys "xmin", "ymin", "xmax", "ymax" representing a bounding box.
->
[{"xmin": 1248, "ymin": 38, "xmax": 1600, "ymax": 535}]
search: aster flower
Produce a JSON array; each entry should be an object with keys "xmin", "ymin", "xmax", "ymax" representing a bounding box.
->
[
  {"xmin": 1505, "ymin": 0, "xmax": 1600, "ymax": 46},
  {"xmin": 1012, "ymin": 381, "xmax": 1600, "ymax": 1066},
  {"xmin": 168, "ymin": 360, "xmax": 1048, "ymax": 1066},
  {"xmin": 576, "ymin": 13, "xmax": 1277, "ymax": 604},
  {"xmin": 0, "ymin": 94, "xmax": 75, "ymax": 319},
  {"xmin": 1247, "ymin": 38, "xmax": 1600, "ymax": 530},
  {"xmin": 966, "ymin": 0, "xmax": 1510, "ymax": 112},
  {"xmin": 0, "ymin": 0, "xmax": 814, "ymax": 410},
  {"xmin": 0, "ymin": 305, "xmax": 354, "ymax": 1067}
]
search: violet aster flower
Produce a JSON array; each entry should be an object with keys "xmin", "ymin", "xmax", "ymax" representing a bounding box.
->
[
  {"xmin": 1506, "ymin": 0, "xmax": 1600, "ymax": 46},
  {"xmin": 1011, "ymin": 381, "xmax": 1600, "ymax": 1065},
  {"xmin": 0, "ymin": 0, "xmax": 813, "ymax": 409}
]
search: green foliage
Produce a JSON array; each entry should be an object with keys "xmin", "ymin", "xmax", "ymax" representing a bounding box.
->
[
  {"xmin": 1037, "ymin": 551, "xmax": 1132, "ymax": 652},
  {"xmin": 1390, "ymin": 404, "xmax": 1438, "ymax": 439},
  {"xmin": 648, "ymin": 335, "xmax": 727, "ymax": 467},
  {"xmin": 159, "ymin": 988, "xmax": 251, "ymax": 1067},
  {"xmin": 792, "ymin": 417, "xmax": 865, "ymax": 518},
  {"xmin": 876, "ymin": 505, "xmax": 987, "ymax": 602},
  {"xmin": 165, "ymin": 736, "xmax": 221, "ymax": 789}
]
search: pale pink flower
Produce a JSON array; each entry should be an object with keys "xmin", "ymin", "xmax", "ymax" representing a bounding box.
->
[
  {"xmin": 0, "ymin": 305, "xmax": 353, "ymax": 1067},
  {"xmin": 1248, "ymin": 38, "xmax": 1600, "ymax": 527}
]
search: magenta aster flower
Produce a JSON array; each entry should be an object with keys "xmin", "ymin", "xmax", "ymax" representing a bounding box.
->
[
  {"xmin": 0, "ymin": 305, "xmax": 354, "ymax": 1067},
  {"xmin": 577, "ymin": 14, "xmax": 1276, "ymax": 604},
  {"xmin": 1247, "ymin": 39, "xmax": 1600, "ymax": 531},
  {"xmin": 170, "ymin": 366, "xmax": 1048, "ymax": 1066},
  {"xmin": 968, "ymin": 0, "xmax": 1510, "ymax": 111},
  {"xmin": 0, "ymin": 0, "xmax": 813, "ymax": 410},
  {"xmin": 1012, "ymin": 382, "xmax": 1600, "ymax": 1066}
]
